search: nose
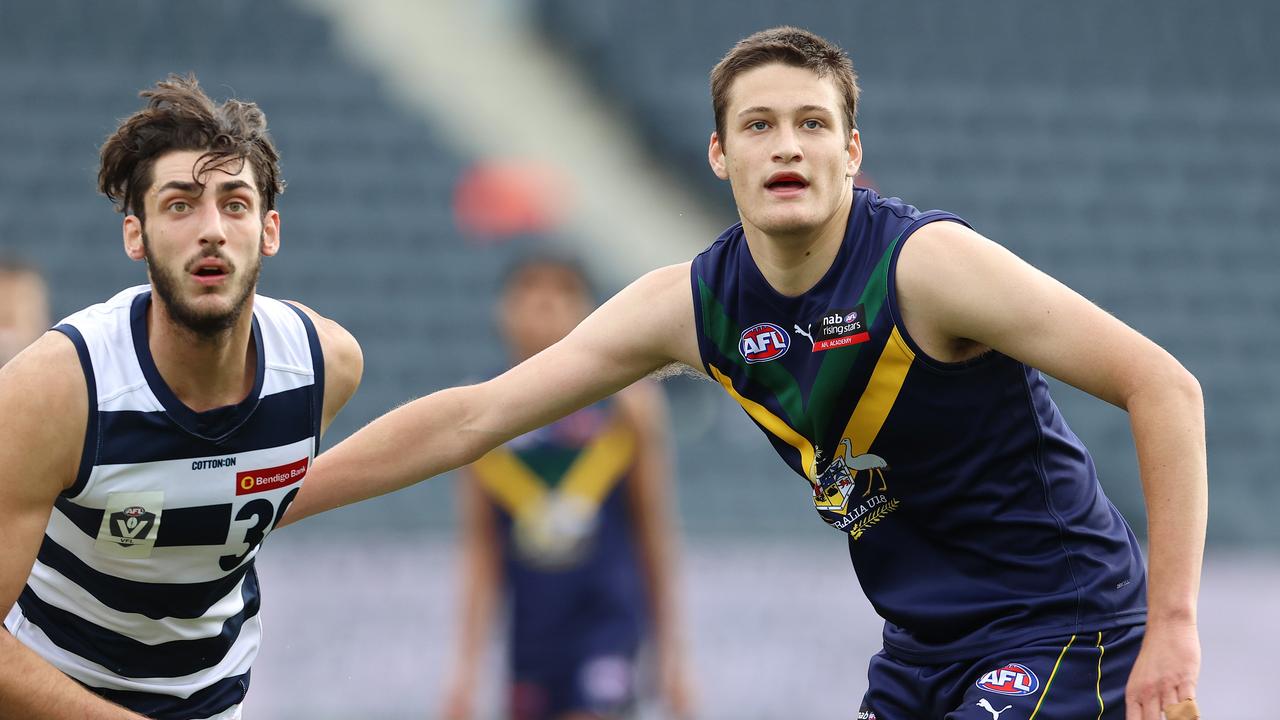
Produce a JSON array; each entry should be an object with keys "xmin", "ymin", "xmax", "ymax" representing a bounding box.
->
[
  {"xmin": 195, "ymin": 201, "xmax": 227, "ymax": 247},
  {"xmin": 771, "ymin": 125, "xmax": 803, "ymax": 163}
]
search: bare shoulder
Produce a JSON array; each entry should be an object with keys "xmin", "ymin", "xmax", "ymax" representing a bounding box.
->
[
  {"xmin": 895, "ymin": 220, "xmax": 999, "ymax": 299},
  {"xmin": 282, "ymin": 300, "xmax": 363, "ymax": 429},
  {"xmin": 0, "ymin": 331, "xmax": 88, "ymax": 490},
  {"xmin": 894, "ymin": 220, "xmax": 1044, "ymax": 359}
]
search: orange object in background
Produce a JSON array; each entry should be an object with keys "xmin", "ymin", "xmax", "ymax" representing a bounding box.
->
[{"xmin": 453, "ymin": 160, "xmax": 571, "ymax": 242}]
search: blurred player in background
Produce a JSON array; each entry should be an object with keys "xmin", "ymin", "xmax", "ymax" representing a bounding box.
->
[
  {"xmin": 286, "ymin": 27, "xmax": 1205, "ymax": 720},
  {"xmin": 0, "ymin": 258, "xmax": 50, "ymax": 367},
  {"xmin": 443, "ymin": 255, "xmax": 693, "ymax": 720},
  {"xmin": 0, "ymin": 75, "xmax": 362, "ymax": 720}
]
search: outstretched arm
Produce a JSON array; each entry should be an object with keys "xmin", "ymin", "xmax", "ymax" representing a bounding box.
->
[
  {"xmin": 896, "ymin": 221, "xmax": 1206, "ymax": 719},
  {"xmin": 0, "ymin": 335, "xmax": 148, "ymax": 720},
  {"xmin": 279, "ymin": 262, "xmax": 701, "ymax": 528}
]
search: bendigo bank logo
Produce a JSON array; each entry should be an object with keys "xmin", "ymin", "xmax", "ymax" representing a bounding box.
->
[
  {"xmin": 236, "ymin": 458, "xmax": 309, "ymax": 496},
  {"xmin": 976, "ymin": 663, "xmax": 1040, "ymax": 696},
  {"xmin": 739, "ymin": 323, "xmax": 790, "ymax": 363}
]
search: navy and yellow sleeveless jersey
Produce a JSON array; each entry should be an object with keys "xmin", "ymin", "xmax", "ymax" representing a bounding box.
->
[
  {"xmin": 690, "ymin": 188, "xmax": 1147, "ymax": 663},
  {"xmin": 471, "ymin": 400, "xmax": 647, "ymax": 668},
  {"xmin": 3, "ymin": 285, "xmax": 322, "ymax": 719}
]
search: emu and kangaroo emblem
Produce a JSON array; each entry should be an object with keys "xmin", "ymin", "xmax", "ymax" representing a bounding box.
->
[{"xmin": 813, "ymin": 438, "xmax": 888, "ymax": 514}]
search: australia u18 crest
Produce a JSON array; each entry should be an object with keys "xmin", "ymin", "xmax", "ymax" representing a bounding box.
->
[{"xmin": 812, "ymin": 439, "xmax": 897, "ymax": 540}]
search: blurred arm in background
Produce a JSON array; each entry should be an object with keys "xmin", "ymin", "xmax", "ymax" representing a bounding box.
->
[
  {"xmin": 442, "ymin": 469, "xmax": 503, "ymax": 720},
  {"xmin": 0, "ymin": 259, "xmax": 50, "ymax": 367},
  {"xmin": 618, "ymin": 379, "xmax": 695, "ymax": 720}
]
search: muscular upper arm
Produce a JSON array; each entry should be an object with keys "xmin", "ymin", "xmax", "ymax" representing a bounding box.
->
[
  {"xmin": 285, "ymin": 301, "xmax": 363, "ymax": 435},
  {"xmin": 0, "ymin": 333, "xmax": 87, "ymax": 614},
  {"xmin": 895, "ymin": 221, "xmax": 1191, "ymax": 407},
  {"xmin": 464, "ymin": 262, "xmax": 700, "ymax": 446}
]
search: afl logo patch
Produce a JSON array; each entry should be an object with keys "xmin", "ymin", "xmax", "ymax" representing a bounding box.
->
[
  {"xmin": 739, "ymin": 323, "xmax": 790, "ymax": 363},
  {"xmin": 976, "ymin": 663, "xmax": 1039, "ymax": 696}
]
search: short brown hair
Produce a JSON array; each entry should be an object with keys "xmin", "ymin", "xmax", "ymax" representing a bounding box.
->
[
  {"xmin": 710, "ymin": 26, "xmax": 860, "ymax": 143},
  {"xmin": 98, "ymin": 74, "xmax": 284, "ymax": 221}
]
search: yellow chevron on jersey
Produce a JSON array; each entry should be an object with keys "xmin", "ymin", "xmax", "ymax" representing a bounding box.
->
[
  {"xmin": 840, "ymin": 326, "xmax": 915, "ymax": 456},
  {"xmin": 558, "ymin": 420, "xmax": 637, "ymax": 506},
  {"xmin": 472, "ymin": 416, "xmax": 636, "ymax": 518},
  {"xmin": 709, "ymin": 363, "xmax": 817, "ymax": 482},
  {"xmin": 471, "ymin": 447, "xmax": 548, "ymax": 517}
]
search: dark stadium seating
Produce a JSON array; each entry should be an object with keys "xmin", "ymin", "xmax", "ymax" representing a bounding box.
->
[
  {"xmin": 0, "ymin": 0, "xmax": 523, "ymax": 463},
  {"xmin": 532, "ymin": 0, "xmax": 1280, "ymax": 544}
]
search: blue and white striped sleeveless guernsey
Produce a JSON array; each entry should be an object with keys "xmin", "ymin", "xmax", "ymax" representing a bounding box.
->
[{"xmin": 3, "ymin": 285, "xmax": 324, "ymax": 720}]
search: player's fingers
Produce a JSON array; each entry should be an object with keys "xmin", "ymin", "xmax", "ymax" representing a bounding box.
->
[
  {"xmin": 1126, "ymin": 692, "xmax": 1152, "ymax": 720},
  {"xmin": 1138, "ymin": 689, "xmax": 1164, "ymax": 720}
]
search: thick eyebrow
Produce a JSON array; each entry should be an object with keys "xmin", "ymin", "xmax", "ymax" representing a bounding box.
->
[
  {"xmin": 154, "ymin": 180, "xmax": 202, "ymax": 195},
  {"xmin": 216, "ymin": 180, "xmax": 254, "ymax": 195},
  {"xmin": 154, "ymin": 179, "xmax": 254, "ymax": 197},
  {"xmin": 737, "ymin": 104, "xmax": 836, "ymax": 118}
]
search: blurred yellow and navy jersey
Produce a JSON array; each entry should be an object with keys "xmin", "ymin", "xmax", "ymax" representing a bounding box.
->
[
  {"xmin": 689, "ymin": 187, "xmax": 1147, "ymax": 663},
  {"xmin": 471, "ymin": 399, "xmax": 646, "ymax": 669}
]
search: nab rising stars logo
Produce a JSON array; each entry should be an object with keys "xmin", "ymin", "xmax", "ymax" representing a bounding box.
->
[
  {"xmin": 739, "ymin": 323, "xmax": 790, "ymax": 363},
  {"xmin": 976, "ymin": 663, "xmax": 1040, "ymax": 696}
]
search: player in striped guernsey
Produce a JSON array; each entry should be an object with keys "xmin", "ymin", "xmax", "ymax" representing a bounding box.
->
[
  {"xmin": 289, "ymin": 27, "xmax": 1206, "ymax": 719},
  {"xmin": 0, "ymin": 75, "xmax": 362, "ymax": 720}
]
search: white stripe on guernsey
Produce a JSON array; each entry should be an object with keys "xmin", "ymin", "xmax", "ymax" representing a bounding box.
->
[
  {"xmin": 26, "ymin": 562, "xmax": 248, "ymax": 645},
  {"xmin": 95, "ymin": 364, "xmax": 311, "ymax": 413},
  {"xmin": 83, "ymin": 437, "xmax": 313, "ymax": 509},
  {"xmin": 5, "ymin": 604, "xmax": 259, "ymax": 697},
  {"xmin": 260, "ymin": 366, "xmax": 315, "ymax": 396},
  {"xmin": 62, "ymin": 288, "xmax": 314, "ymax": 412},
  {"xmin": 254, "ymin": 296, "xmax": 315, "ymax": 369},
  {"xmin": 98, "ymin": 381, "xmax": 164, "ymax": 413}
]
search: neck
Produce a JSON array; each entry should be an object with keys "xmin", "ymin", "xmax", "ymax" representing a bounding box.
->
[
  {"xmin": 741, "ymin": 187, "xmax": 853, "ymax": 298},
  {"xmin": 147, "ymin": 299, "xmax": 257, "ymax": 413}
]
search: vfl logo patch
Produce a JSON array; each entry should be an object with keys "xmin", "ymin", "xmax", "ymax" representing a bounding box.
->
[
  {"xmin": 976, "ymin": 663, "xmax": 1040, "ymax": 696},
  {"xmin": 95, "ymin": 491, "xmax": 164, "ymax": 559},
  {"xmin": 236, "ymin": 458, "xmax": 309, "ymax": 496},
  {"xmin": 739, "ymin": 323, "xmax": 790, "ymax": 363}
]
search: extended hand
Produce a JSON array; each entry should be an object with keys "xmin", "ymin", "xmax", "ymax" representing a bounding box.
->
[{"xmin": 1125, "ymin": 622, "xmax": 1200, "ymax": 720}]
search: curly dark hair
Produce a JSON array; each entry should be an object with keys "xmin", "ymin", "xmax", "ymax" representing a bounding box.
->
[{"xmin": 98, "ymin": 73, "xmax": 284, "ymax": 221}]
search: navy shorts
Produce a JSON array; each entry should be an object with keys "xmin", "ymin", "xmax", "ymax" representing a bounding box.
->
[
  {"xmin": 509, "ymin": 653, "xmax": 638, "ymax": 720},
  {"xmin": 858, "ymin": 624, "xmax": 1144, "ymax": 720}
]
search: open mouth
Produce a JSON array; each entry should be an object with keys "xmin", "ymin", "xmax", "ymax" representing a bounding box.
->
[
  {"xmin": 765, "ymin": 173, "xmax": 809, "ymax": 193},
  {"xmin": 190, "ymin": 257, "xmax": 231, "ymax": 283}
]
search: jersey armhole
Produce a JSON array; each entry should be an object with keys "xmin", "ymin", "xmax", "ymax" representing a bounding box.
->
[
  {"xmin": 281, "ymin": 302, "xmax": 326, "ymax": 455},
  {"xmin": 688, "ymin": 263, "xmax": 716, "ymax": 377},
  {"xmin": 885, "ymin": 214, "xmax": 987, "ymax": 373},
  {"xmin": 52, "ymin": 324, "xmax": 98, "ymax": 498}
]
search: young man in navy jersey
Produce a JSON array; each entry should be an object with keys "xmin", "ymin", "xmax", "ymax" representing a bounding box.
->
[
  {"xmin": 0, "ymin": 75, "xmax": 362, "ymax": 719},
  {"xmin": 442, "ymin": 255, "xmax": 692, "ymax": 720},
  {"xmin": 288, "ymin": 27, "xmax": 1205, "ymax": 720}
]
